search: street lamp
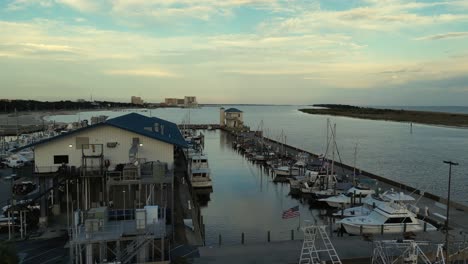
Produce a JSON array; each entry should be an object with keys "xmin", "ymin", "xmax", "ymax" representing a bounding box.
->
[
  {"xmin": 123, "ymin": 190, "xmax": 126, "ymax": 221},
  {"xmin": 443, "ymin": 160, "xmax": 459, "ymax": 261}
]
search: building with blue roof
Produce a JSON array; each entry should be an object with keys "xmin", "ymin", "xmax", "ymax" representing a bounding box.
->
[
  {"xmin": 24, "ymin": 113, "xmax": 187, "ymax": 174},
  {"xmin": 219, "ymin": 107, "xmax": 244, "ymax": 129},
  {"xmin": 20, "ymin": 112, "xmax": 185, "ymax": 239}
]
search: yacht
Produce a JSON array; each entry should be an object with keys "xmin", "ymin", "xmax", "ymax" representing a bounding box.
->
[
  {"xmin": 319, "ymin": 186, "xmax": 375, "ymax": 208},
  {"xmin": 339, "ymin": 202, "xmax": 436, "ymax": 235},
  {"xmin": 190, "ymin": 154, "xmax": 213, "ymax": 188},
  {"xmin": 333, "ymin": 190, "xmax": 415, "ymax": 217}
]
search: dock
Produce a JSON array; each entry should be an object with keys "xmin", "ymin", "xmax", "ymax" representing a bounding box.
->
[{"xmin": 2, "ymin": 113, "xmax": 468, "ymax": 263}]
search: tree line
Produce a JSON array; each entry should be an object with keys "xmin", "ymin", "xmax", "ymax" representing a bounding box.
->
[{"xmin": 0, "ymin": 100, "xmax": 142, "ymax": 113}]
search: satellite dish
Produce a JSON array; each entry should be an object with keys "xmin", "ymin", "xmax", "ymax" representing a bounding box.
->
[{"xmin": 134, "ymin": 160, "xmax": 139, "ymax": 166}]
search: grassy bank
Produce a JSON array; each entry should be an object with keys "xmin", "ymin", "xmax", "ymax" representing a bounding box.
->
[{"xmin": 299, "ymin": 104, "xmax": 468, "ymax": 127}]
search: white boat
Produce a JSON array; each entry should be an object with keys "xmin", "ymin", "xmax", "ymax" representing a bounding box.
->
[
  {"xmin": 300, "ymin": 173, "xmax": 340, "ymax": 197},
  {"xmin": 339, "ymin": 202, "xmax": 436, "ymax": 235},
  {"xmin": 333, "ymin": 190, "xmax": 415, "ymax": 217},
  {"xmin": 190, "ymin": 154, "xmax": 213, "ymax": 188},
  {"xmin": 289, "ymin": 171, "xmax": 318, "ymax": 192},
  {"xmin": 319, "ymin": 186, "xmax": 375, "ymax": 208},
  {"xmin": 274, "ymin": 166, "xmax": 300, "ymax": 176}
]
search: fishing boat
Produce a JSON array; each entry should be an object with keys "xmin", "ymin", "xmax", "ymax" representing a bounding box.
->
[
  {"xmin": 289, "ymin": 171, "xmax": 319, "ymax": 193},
  {"xmin": 333, "ymin": 190, "xmax": 415, "ymax": 217},
  {"xmin": 274, "ymin": 166, "xmax": 300, "ymax": 176},
  {"xmin": 190, "ymin": 154, "xmax": 213, "ymax": 188},
  {"xmin": 318, "ymin": 186, "xmax": 376, "ymax": 208},
  {"xmin": 339, "ymin": 202, "xmax": 436, "ymax": 235}
]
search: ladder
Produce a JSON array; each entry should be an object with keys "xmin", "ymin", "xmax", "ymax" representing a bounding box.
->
[
  {"xmin": 119, "ymin": 231, "xmax": 153, "ymax": 264},
  {"xmin": 299, "ymin": 225, "xmax": 342, "ymax": 264},
  {"xmin": 317, "ymin": 226, "xmax": 342, "ymax": 264}
]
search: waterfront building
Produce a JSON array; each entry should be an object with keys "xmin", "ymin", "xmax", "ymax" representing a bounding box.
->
[
  {"xmin": 15, "ymin": 113, "xmax": 187, "ymax": 263},
  {"xmin": 184, "ymin": 96, "xmax": 198, "ymax": 107},
  {"xmin": 131, "ymin": 96, "xmax": 144, "ymax": 105},
  {"xmin": 163, "ymin": 96, "xmax": 198, "ymax": 107},
  {"xmin": 164, "ymin": 98, "xmax": 179, "ymax": 106},
  {"xmin": 220, "ymin": 107, "xmax": 244, "ymax": 129}
]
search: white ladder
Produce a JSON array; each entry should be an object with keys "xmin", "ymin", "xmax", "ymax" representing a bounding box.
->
[{"xmin": 299, "ymin": 225, "xmax": 342, "ymax": 264}]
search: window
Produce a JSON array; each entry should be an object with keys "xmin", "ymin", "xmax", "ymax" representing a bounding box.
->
[
  {"xmin": 54, "ymin": 155, "xmax": 69, "ymax": 164},
  {"xmin": 76, "ymin": 137, "xmax": 89, "ymax": 149},
  {"xmin": 384, "ymin": 217, "xmax": 413, "ymax": 224}
]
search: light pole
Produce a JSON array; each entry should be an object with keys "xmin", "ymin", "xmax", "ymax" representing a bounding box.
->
[
  {"xmin": 443, "ymin": 160, "xmax": 459, "ymax": 261},
  {"xmin": 123, "ymin": 190, "xmax": 126, "ymax": 221}
]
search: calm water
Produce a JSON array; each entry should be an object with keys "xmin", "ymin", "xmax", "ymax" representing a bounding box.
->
[
  {"xmin": 199, "ymin": 130, "xmax": 319, "ymax": 245},
  {"xmin": 45, "ymin": 105, "xmax": 468, "ymax": 205}
]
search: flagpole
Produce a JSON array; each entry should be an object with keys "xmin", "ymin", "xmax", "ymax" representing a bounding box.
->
[{"xmin": 298, "ymin": 212, "xmax": 301, "ymax": 230}]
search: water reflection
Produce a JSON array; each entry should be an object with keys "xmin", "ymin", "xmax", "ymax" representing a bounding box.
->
[{"xmin": 199, "ymin": 130, "xmax": 332, "ymax": 245}]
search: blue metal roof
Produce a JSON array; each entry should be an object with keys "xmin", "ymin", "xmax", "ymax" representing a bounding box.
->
[
  {"xmin": 13, "ymin": 113, "xmax": 188, "ymax": 151},
  {"xmin": 224, "ymin": 108, "xmax": 242, "ymax": 113}
]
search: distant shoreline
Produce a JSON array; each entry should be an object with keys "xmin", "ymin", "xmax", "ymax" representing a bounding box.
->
[{"xmin": 299, "ymin": 104, "xmax": 468, "ymax": 128}]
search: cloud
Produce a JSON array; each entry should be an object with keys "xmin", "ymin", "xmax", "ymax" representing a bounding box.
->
[
  {"xmin": 104, "ymin": 69, "xmax": 178, "ymax": 78},
  {"xmin": 6, "ymin": 0, "xmax": 103, "ymax": 12},
  {"xmin": 415, "ymin": 32, "xmax": 468, "ymax": 40},
  {"xmin": 260, "ymin": 0, "xmax": 468, "ymax": 34},
  {"xmin": 56, "ymin": 0, "xmax": 98, "ymax": 12}
]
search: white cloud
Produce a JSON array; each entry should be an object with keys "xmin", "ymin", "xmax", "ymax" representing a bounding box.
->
[
  {"xmin": 260, "ymin": 0, "xmax": 468, "ymax": 34},
  {"xmin": 7, "ymin": 0, "xmax": 103, "ymax": 12},
  {"xmin": 416, "ymin": 31, "xmax": 468, "ymax": 40},
  {"xmin": 104, "ymin": 68, "xmax": 178, "ymax": 78}
]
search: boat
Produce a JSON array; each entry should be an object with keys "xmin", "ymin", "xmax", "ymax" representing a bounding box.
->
[
  {"xmin": 274, "ymin": 166, "xmax": 300, "ymax": 176},
  {"xmin": 318, "ymin": 186, "xmax": 376, "ymax": 208},
  {"xmin": 300, "ymin": 173, "xmax": 343, "ymax": 198},
  {"xmin": 339, "ymin": 202, "xmax": 436, "ymax": 235},
  {"xmin": 333, "ymin": 190, "xmax": 415, "ymax": 217},
  {"xmin": 289, "ymin": 171, "xmax": 319, "ymax": 193},
  {"xmin": 12, "ymin": 181, "xmax": 38, "ymax": 196},
  {"xmin": 190, "ymin": 154, "xmax": 213, "ymax": 188}
]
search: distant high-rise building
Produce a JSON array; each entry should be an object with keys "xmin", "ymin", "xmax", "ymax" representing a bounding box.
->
[
  {"xmin": 131, "ymin": 96, "xmax": 144, "ymax": 105},
  {"xmin": 184, "ymin": 96, "xmax": 197, "ymax": 107},
  {"xmin": 164, "ymin": 98, "xmax": 179, "ymax": 106},
  {"xmin": 163, "ymin": 96, "xmax": 198, "ymax": 107}
]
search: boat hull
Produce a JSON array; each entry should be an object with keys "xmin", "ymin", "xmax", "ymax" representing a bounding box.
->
[
  {"xmin": 191, "ymin": 180, "xmax": 213, "ymax": 188},
  {"xmin": 341, "ymin": 220, "xmax": 436, "ymax": 235}
]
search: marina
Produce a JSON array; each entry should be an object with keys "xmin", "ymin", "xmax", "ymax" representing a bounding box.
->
[{"xmin": 0, "ymin": 108, "xmax": 467, "ymax": 263}]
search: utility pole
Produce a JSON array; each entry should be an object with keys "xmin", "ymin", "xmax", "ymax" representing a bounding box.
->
[{"xmin": 443, "ymin": 160, "xmax": 459, "ymax": 261}]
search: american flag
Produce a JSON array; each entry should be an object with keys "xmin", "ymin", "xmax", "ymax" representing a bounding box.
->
[{"xmin": 282, "ymin": 206, "xmax": 300, "ymax": 219}]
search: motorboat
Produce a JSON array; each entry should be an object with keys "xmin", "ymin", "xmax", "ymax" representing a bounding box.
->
[
  {"xmin": 274, "ymin": 166, "xmax": 300, "ymax": 176},
  {"xmin": 289, "ymin": 171, "xmax": 318, "ymax": 193},
  {"xmin": 333, "ymin": 190, "xmax": 415, "ymax": 217},
  {"xmin": 190, "ymin": 153, "xmax": 213, "ymax": 188},
  {"xmin": 339, "ymin": 202, "xmax": 436, "ymax": 235},
  {"xmin": 300, "ymin": 173, "xmax": 343, "ymax": 198},
  {"xmin": 319, "ymin": 186, "xmax": 376, "ymax": 208}
]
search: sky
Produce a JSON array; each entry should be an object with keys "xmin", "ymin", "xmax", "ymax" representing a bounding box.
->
[{"xmin": 1, "ymin": 0, "xmax": 468, "ymax": 105}]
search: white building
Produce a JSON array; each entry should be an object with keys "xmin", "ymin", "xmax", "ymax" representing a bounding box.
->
[
  {"xmin": 184, "ymin": 96, "xmax": 198, "ymax": 107},
  {"xmin": 15, "ymin": 113, "xmax": 187, "ymax": 263},
  {"xmin": 131, "ymin": 96, "xmax": 144, "ymax": 105},
  {"xmin": 220, "ymin": 107, "xmax": 244, "ymax": 129},
  {"xmin": 26, "ymin": 113, "xmax": 186, "ymax": 173}
]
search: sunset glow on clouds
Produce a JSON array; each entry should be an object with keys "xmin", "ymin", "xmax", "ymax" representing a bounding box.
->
[{"xmin": 1, "ymin": 0, "xmax": 468, "ymax": 105}]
